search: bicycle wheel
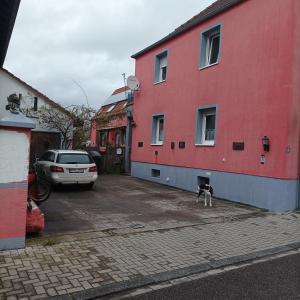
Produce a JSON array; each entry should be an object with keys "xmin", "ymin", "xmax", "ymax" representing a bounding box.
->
[{"xmin": 31, "ymin": 178, "xmax": 52, "ymax": 205}]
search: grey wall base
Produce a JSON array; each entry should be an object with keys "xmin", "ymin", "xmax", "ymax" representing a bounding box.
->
[
  {"xmin": 0, "ymin": 237, "xmax": 25, "ymax": 251},
  {"xmin": 131, "ymin": 162, "xmax": 299, "ymax": 212}
]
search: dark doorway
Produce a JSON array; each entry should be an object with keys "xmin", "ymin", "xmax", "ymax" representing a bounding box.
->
[{"xmin": 30, "ymin": 132, "xmax": 61, "ymax": 167}]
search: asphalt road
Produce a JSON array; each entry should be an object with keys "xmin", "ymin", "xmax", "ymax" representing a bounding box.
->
[
  {"xmin": 40, "ymin": 175, "xmax": 254, "ymax": 234},
  {"xmin": 120, "ymin": 253, "xmax": 300, "ymax": 300}
]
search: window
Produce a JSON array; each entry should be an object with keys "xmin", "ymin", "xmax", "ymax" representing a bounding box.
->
[
  {"xmin": 48, "ymin": 152, "xmax": 55, "ymax": 162},
  {"xmin": 198, "ymin": 176, "xmax": 210, "ymax": 187},
  {"xmin": 200, "ymin": 24, "xmax": 221, "ymax": 68},
  {"xmin": 34, "ymin": 97, "xmax": 38, "ymax": 111},
  {"xmin": 151, "ymin": 169, "xmax": 161, "ymax": 178},
  {"xmin": 57, "ymin": 153, "xmax": 93, "ymax": 164},
  {"xmin": 154, "ymin": 51, "xmax": 168, "ymax": 83},
  {"xmin": 151, "ymin": 115, "xmax": 164, "ymax": 145},
  {"xmin": 106, "ymin": 104, "xmax": 116, "ymax": 113},
  {"xmin": 115, "ymin": 129, "xmax": 125, "ymax": 146},
  {"xmin": 40, "ymin": 151, "xmax": 55, "ymax": 162},
  {"xmin": 196, "ymin": 107, "xmax": 217, "ymax": 146},
  {"xmin": 99, "ymin": 131, "xmax": 108, "ymax": 147}
]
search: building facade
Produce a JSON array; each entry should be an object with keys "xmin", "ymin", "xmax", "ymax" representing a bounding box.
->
[
  {"xmin": 91, "ymin": 86, "xmax": 130, "ymax": 151},
  {"xmin": 131, "ymin": 0, "xmax": 300, "ymax": 212},
  {"xmin": 0, "ymin": 0, "xmax": 31, "ymax": 251},
  {"xmin": 90, "ymin": 86, "xmax": 132, "ymax": 173},
  {"xmin": 0, "ymin": 68, "xmax": 72, "ymax": 166}
]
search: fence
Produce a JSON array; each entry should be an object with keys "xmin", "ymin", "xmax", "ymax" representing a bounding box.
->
[{"xmin": 100, "ymin": 146, "xmax": 125, "ymax": 174}]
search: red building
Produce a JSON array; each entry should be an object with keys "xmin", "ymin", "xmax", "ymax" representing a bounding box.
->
[
  {"xmin": 131, "ymin": 0, "xmax": 300, "ymax": 212},
  {"xmin": 90, "ymin": 86, "xmax": 129, "ymax": 151}
]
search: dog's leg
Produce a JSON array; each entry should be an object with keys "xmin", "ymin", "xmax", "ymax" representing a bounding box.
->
[
  {"xmin": 209, "ymin": 192, "xmax": 212, "ymax": 207},
  {"xmin": 204, "ymin": 192, "xmax": 207, "ymax": 207},
  {"xmin": 196, "ymin": 187, "xmax": 199, "ymax": 203}
]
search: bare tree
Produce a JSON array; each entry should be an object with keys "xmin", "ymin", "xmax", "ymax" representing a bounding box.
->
[
  {"xmin": 68, "ymin": 105, "xmax": 96, "ymax": 149},
  {"xmin": 38, "ymin": 104, "xmax": 95, "ymax": 150},
  {"xmin": 38, "ymin": 105, "xmax": 73, "ymax": 149}
]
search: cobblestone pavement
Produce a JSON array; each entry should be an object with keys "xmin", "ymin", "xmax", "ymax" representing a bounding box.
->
[{"xmin": 0, "ymin": 213, "xmax": 300, "ymax": 299}]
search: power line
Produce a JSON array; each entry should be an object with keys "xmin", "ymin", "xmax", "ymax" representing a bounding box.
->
[{"xmin": 71, "ymin": 79, "xmax": 90, "ymax": 107}]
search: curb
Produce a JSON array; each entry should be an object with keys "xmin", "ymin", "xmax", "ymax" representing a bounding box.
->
[{"xmin": 50, "ymin": 241, "xmax": 300, "ymax": 300}]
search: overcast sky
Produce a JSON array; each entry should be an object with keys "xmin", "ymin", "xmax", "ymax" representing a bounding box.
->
[{"xmin": 5, "ymin": 0, "xmax": 214, "ymax": 109}]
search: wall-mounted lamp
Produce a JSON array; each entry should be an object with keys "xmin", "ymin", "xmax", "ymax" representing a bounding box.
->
[{"xmin": 262, "ymin": 136, "xmax": 270, "ymax": 152}]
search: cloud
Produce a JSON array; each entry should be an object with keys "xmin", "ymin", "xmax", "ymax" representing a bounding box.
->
[{"xmin": 5, "ymin": 0, "xmax": 214, "ymax": 108}]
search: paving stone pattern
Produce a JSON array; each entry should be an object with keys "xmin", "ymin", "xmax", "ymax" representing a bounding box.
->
[{"xmin": 0, "ymin": 214, "xmax": 300, "ymax": 299}]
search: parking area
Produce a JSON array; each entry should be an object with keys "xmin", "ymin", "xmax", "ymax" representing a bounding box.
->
[
  {"xmin": 37, "ymin": 175, "xmax": 261, "ymax": 237},
  {"xmin": 5, "ymin": 175, "xmax": 299, "ymax": 300}
]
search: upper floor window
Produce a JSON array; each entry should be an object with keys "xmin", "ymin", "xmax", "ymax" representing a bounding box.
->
[
  {"xmin": 106, "ymin": 104, "xmax": 116, "ymax": 113},
  {"xmin": 196, "ymin": 106, "xmax": 217, "ymax": 146},
  {"xmin": 151, "ymin": 115, "xmax": 164, "ymax": 145},
  {"xmin": 34, "ymin": 97, "xmax": 38, "ymax": 111},
  {"xmin": 200, "ymin": 24, "xmax": 221, "ymax": 69},
  {"xmin": 154, "ymin": 51, "xmax": 168, "ymax": 83}
]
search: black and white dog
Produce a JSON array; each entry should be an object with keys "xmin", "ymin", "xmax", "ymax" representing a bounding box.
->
[{"xmin": 197, "ymin": 184, "xmax": 214, "ymax": 207}]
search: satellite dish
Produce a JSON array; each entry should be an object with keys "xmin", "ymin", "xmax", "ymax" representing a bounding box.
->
[{"xmin": 127, "ymin": 75, "xmax": 140, "ymax": 91}]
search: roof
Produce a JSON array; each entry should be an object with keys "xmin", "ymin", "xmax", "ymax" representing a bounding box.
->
[
  {"xmin": 1, "ymin": 68, "xmax": 69, "ymax": 116},
  {"xmin": 51, "ymin": 150, "xmax": 89, "ymax": 154},
  {"xmin": 102, "ymin": 86, "xmax": 130, "ymax": 106},
  {"xmin": 0, "ymin": 109, "xmax": 36, "ymax": 129},
  {"xmin": 132, "ymin": 0, "xmax": 244, "ymax": 58},
  {"xmin": 112, "ymin": 86, "xmax": 130, "ymax": 95},
  {"xmin": 94, "ymin": 100, "xmax": 127, "ymax": 120},
  {"xmin": 0, "ymin": 0, "xmax": 20, "ymax": 67}
]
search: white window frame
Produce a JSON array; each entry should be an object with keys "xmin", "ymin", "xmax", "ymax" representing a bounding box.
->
[
  {"xmin": 155, "ymin": 51, "xmax": 168, "ymax": 83},
  {"xmin": 106, "ymin": 104, "xmax": 116, "ymax": 113},
  {"xmin": 200, "ymin": 24, "xmax": 222, "ymax": 69},
  {"xmin": 155, "ymin": 116, "xmax": 164, "ymax": 145},
  {"xmin": 159, "ymin": 56, "xmax": 167, "ymax": 82},
  {"xmin": 201, "ymin": 111, "xmax": 216, "ymax": 145},
  {"xmin": 206, "ymin": 31, "xmax": 220, "ymax": 66}
]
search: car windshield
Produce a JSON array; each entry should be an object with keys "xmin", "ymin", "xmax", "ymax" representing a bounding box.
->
[{"xmin": 57, "ymin": 153, "xmax": 92, "ymax": 164}]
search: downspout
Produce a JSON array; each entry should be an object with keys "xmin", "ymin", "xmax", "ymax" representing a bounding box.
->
[
  {"xmin": 293, "ymin": 0, "xmax": 300, "ymax": 209},
  {"xmin": 125, "ymin": 91, "xmax": 133, "ymax": 174}
]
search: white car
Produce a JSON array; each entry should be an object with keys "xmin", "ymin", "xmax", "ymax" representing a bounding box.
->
[{"xmin": 36, "ymin": 150, "xmax": 98, "ymax": 188}]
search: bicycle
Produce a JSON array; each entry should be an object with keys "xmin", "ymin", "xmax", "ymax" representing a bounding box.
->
[{"xmin": 28, "ymin": 166, "xmax": 52, "ymax": 206}]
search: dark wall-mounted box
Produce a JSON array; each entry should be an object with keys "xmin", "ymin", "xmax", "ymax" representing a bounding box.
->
[
  {"xmin": 179, "ymin": 141, "xmax": 185, "ymax": 149},
  {"xmin": 233, "ymin": 142, "xmax": 245, "ymax": 151}
]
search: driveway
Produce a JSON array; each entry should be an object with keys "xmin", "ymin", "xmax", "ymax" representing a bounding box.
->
[
  {"xmin": 39, "ymin": 175, "xmax": 261, "ymax": 236},
  {"xmin": 3, "ymin": 175, "xmax": 299, "ymax": 299}
]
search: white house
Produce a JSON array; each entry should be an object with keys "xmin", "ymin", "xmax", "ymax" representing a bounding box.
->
[{"xmin": 0, "ymin": 68, "xmax": 73, "ymax": 165}]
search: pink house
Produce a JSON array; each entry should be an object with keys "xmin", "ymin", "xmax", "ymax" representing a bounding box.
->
[{"xmin": 131, "ymin": 0, "xmax": 300, "ymax": 211}]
